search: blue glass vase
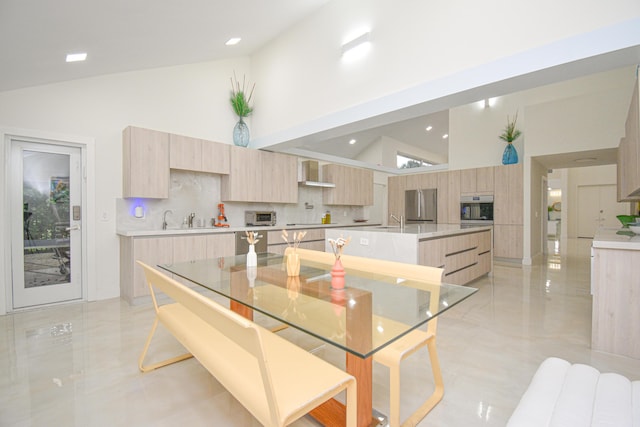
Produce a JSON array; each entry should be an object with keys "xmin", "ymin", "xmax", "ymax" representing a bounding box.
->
[
  {"xmin": 233, "ymin": 117, "xmax": 250, "ymax": 147},
  {"xmin": 502, "ymin": 143, "xmax": 518, "ymax": 165}
]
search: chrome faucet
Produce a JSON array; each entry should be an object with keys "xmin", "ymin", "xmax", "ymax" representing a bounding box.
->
[
  {"xmin": 390, "ymin": 214, "xmax": 405, "ymax": 229},
  {"xmin": 187, "ymin": 212, "xmax": 196, "ymax": 228},
  {"xmin": 162, "ymin": 209, "xmax": 173, "ymax": 230}
]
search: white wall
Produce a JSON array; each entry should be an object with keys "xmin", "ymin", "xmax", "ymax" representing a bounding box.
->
[
  {"xmin": 0, "ymin": 58, "xmax": 250, "ymax": 302},
  {"xmin": 251, "ymin": 0, "xmax": 640, "ymax": 142}
]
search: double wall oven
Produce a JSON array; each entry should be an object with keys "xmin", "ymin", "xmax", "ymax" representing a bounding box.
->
[{"xmin": 460, "ymin": 195, "xmax": 494, "ymax": 226}]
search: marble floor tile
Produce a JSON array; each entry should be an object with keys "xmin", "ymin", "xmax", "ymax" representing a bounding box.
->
[{"xmin": 1, "ymin": 238, "xmax": 639, "ymax": 426}]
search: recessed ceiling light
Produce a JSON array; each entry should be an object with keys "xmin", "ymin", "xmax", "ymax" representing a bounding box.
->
[
  {"xmin": 225, "ymin": 38, "xmax": 241, "ymax": 46},
  {"xmin": 425, "ymin": 125, "xmax": 433, "ymax": 131},
  {"xmin": 66, "ymin": 53, "xmax": 87, "ymax": 62},
  {"xmin": 349, "ymin": 139, "xmax": 357, "ymax": 145},
  {"xmin": 442, "ymin": 134, "xmax": 449, "ymax": 139}
]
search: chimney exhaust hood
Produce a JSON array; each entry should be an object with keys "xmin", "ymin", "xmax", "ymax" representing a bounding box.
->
[{"xmin": 299, "ymin": 160, "xmax": 335, "ymax": 188}]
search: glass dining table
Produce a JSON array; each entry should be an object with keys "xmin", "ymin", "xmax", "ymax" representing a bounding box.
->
[{"xmin": 160, "ymin": 252, "xmax": 477, "ymax": 427}]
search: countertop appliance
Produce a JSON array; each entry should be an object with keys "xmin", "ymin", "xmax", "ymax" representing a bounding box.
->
[
  {"xmin": 235, "ymin": 231, "xmax": 268, "ymax": 255},
  {"xmin": 405, "ymin": 189, "xmax": 437, "ymax": 223},
  {"xmin": 460, "ymin": 195, "xmax": 494, "ymax": 224},
  {"xmin": 245, "ymin": 210, "xmax": 276, "ymax": 226}
]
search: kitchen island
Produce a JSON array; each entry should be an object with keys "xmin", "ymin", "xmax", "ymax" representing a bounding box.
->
[
  {"xmin": 591, "ymin": 227, "xmax": 640, "ymax": 360},
  {"xmin": 326, "ymin": 224, "xmax": 493, "ymax": 285}
]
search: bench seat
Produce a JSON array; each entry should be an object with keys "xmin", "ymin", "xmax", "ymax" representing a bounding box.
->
[{"xmin": 507, "ymin": 357, "xmax": 640, "ymax": 427}]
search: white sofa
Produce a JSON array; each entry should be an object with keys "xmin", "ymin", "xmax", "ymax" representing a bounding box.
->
[{"xmin": 507, "ymin": 357, "xmax": 640, "ymax": 426}]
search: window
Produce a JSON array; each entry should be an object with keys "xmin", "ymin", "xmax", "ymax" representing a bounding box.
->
[{"xmin": 397, "ymin": 153, "xmax": 436, "ymax": 169}]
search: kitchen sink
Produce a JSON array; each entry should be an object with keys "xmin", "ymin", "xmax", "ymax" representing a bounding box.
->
[{"xmin": 375, "ymin": 226, "xmax": 401, "ymax": 229}]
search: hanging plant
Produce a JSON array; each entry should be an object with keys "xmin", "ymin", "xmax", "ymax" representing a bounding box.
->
[{"xmin": 230, "ymin": 72, "xmax": 255, "ymax": 118}]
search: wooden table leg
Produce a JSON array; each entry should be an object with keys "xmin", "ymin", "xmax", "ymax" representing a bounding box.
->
[{"xmin": 309, "ymin": 353, "xmax": 376, "ymax": 427}]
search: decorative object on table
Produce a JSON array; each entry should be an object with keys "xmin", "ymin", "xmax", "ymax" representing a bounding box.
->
[
  {"xmin": 230, "ymin": 72, "xmax": 255, "ymax": 147},
  {"xmin": 246, "ymin": 266, "xmax": 257, "ymax": 287},
  {"xmin": 282, "ymin": 229, "xmax": 307, "ymax": 276},
  {"xmin": 330, "ymin": 288, "xmax": 346, "ymax": 316},
  {"xmin": 616, "ymin": 214, "xmax": 640, "ymax": 228},
  {"xmin": 328, "ymin": 236, "xmax": 351, "ymax": 290},
  {"xmin": 245, "ymin": 231, "xmax": 260, "ymax": 267},
  {"xmin": 499, "ymin": 111, "xmax": 522, "ymax": 165}
]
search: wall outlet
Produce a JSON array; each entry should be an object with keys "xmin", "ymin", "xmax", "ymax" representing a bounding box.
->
[{"xmin": 360, "ymin": 237, "xmax": 369, "ymax": 246}]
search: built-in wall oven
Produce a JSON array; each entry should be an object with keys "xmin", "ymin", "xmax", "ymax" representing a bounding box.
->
[{"xmin": 460, "ymin": 195, "xmax": 494, "ymax": 225}]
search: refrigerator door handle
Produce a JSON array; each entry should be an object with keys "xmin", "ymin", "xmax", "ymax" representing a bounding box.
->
[{"xmin": 417, "ymin": 190, "xmax": 422, "ymax": 218}]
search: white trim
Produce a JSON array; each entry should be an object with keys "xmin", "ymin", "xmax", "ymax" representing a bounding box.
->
[{"xmin": 0, "ymin": 127, "xmax": 95, "ymax": 315}]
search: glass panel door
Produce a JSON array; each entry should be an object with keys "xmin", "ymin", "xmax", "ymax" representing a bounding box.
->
[{"xmin": 11, "ymin": 140, "xmax": 82, "ymax": 308}]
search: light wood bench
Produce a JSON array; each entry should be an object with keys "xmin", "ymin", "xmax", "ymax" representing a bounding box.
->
[{"xmin": 136, "ymin": 261, "xmax": 357, "ymax": 427}]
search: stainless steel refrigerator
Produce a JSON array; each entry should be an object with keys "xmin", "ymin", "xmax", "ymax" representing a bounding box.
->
[{"xmin": 405, "ymin": 189, "xmax": 437, "ymax": 223}]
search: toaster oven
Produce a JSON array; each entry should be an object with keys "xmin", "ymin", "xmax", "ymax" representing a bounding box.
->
[{"xmin": 245, "ymin": 210, "xmax": 276, "ymax": 226}]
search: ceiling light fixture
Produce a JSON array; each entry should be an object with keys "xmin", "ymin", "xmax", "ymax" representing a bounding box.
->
[
  {"xmin": 66, "ymin": 53, "xmax": 87, "ymax": 62},
  {"xmin": 349, "ymin": 139, "xmax": 357, "ymax": 145},
  {"xmin": 425, "ymin": 125, "xmax": 433, "ymax": 131},
  {"xmin": 225, "ymin": 38, "xmax": 241, "ymax": 46},
  {"xmin": 341, "ymin": 31, "xmax": 371, "ymax": 61},
  {"xmin": 442, "ymin": 134, "xmax": 449, "ymax": 139}
]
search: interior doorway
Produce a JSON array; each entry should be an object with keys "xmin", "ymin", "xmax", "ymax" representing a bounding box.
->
[{"xmin": 577, "ymin": 184, "xmax": 628, "ymax": 238}]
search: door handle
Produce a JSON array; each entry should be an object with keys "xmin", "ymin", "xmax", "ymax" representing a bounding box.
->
[{"xmin": 65, "ymin": 225, "xmax": 80, "ymax": 231}]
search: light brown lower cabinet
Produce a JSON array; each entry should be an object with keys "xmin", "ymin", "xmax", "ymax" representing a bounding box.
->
[
  {"xmin": 591, "ymin": 246, "xmax": 640, "ymax": 359},
  {"xmin": 266, "ymin": 229, "xmax": 326, "ymax": 255},
  {"xmin": 120, "ymin": 233, "xmax": 235, "ymax": 304},
  {"xmin": 418, "ymin": 229, "xmax": 492, "ymax": 285},
  {"xmin": 493, "ymin": 224, "xmax": 523, "ymax": 259}
]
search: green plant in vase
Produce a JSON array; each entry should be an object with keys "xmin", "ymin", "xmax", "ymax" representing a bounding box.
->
[
  {"xmin": 230, "ymin": 72, "xmax": 255, "ymax": 147},
  {"xmin": 499, "ymin": 111, "xmax": 522, "ymax": 165}
]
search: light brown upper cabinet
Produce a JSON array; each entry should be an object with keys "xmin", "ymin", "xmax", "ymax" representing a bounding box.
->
[
  {"xmin": 123, "ymin": 126, "xmax": 170, "ymax": 199},
  {"xmin": 460, "ymin": 167, "xmax": 494, "ymax": 195},
  {"xmin": 617, "ymin": 77, "xmax": 640, "ymax": 201},
  {"xmin": 169, "ymin": 134, "xmax": 230, "ymax": 175},
  {"xmin": 322, "ymin": 164, "xmax": 373, "ymax": 206},
  {"xmin": 221, "ymin": 147, "xmax": 298, "ymax": 203}
]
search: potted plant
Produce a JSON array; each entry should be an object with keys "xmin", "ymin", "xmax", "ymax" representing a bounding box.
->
[
  {"xmin": 499, "ymin": 111, "xmax": 522, "ymax": 164},
  {"xmin": 230, "ymin": 72, "xmax": 255, "ymax": 147}
]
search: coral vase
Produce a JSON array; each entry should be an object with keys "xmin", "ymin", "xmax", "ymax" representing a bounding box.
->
[
  {"xmin": 331, "ymin": 258, "xmax": 345, "ymax": 289},
  {"xmin": 286, "ymin": 252, "xmax": 300, "ymax": 277}
]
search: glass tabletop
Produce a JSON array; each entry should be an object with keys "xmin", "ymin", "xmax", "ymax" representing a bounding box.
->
[{"xmin": 159, "ymin": 253, "xmax": 477, "ymax": 359}]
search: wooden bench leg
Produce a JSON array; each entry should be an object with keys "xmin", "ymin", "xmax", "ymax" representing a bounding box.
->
[{"xmin": 138, "ymin": 317, "xmax": 193, "ymax": 373}]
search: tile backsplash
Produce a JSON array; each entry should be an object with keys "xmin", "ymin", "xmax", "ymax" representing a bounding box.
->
[{"xmin": 116, "ymin": 170, "xmax": 381, "ymax": 231}]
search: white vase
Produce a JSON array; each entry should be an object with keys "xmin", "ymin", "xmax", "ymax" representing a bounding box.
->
[{"xmin": 246, "ymin": 244, "xmax": 257, "ymax": 267}]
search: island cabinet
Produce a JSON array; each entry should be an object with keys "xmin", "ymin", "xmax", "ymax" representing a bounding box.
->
[
  {"xmin": 591, "ymin": 232, "xmax": 640, "ymax": 359},
  {"xmin": 221, "ymin": 147, "xmax": 297, "ymax": 203},
  {"xmin": 169, "ymin": 134, "xmax": 230, "ymax": 174},
  {"xmin": 123, "ymin": 126, "xmax": 170, "ymax": 199},
  {"xmin": 119, "ymin": 232, "xmax": 235, "ymax": 304},
  {"xmin": 493, "ymin": 163, "xmax": 524, "ymax": 261},
  {"xmin": 323, "ymin": 164, "xmax": 373, "ymax": 206},
  {"xmin": 418, "ymin": 229, "xmax": 492, "ymax": 285},
  {"xmin": 266, "ymin": 228, "xmax": 326, "ymax": 255},
  {"xmin": 617, "ymin": 77, "xmax": 640, "ymax": 201}
]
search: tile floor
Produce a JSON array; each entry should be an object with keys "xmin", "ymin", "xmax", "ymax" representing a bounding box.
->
[{"xmin": 2, "ymin": 238, "xmax": 639, "ymax": 426}]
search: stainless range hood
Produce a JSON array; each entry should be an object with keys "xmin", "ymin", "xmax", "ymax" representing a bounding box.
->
[{"xmin": 298, "ymin": 160, "xmax": 335, "ymax": 188}]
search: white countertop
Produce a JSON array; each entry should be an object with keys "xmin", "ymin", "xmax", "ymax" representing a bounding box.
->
[
  {"xmin": 338, "ymin": 223, "xmax": 493, "ymax": 240},
  {"xmin": 592, "ymin": 227, "xmax": 640, "ymax": 250},
  {"xmin": 116, "ymin": 222, "xmax": 380, "ymax": 237}
]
